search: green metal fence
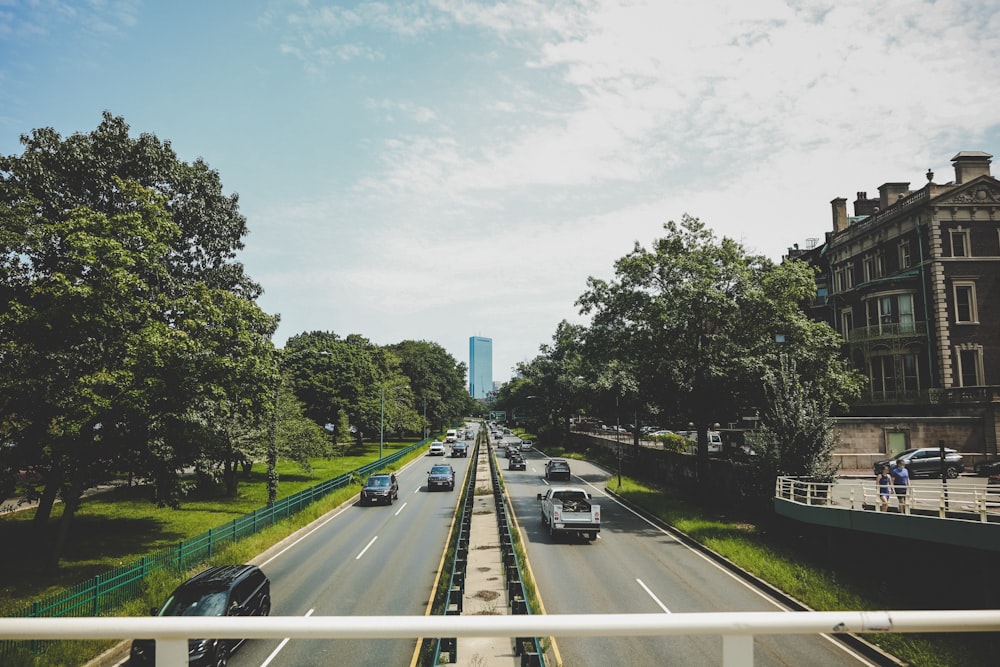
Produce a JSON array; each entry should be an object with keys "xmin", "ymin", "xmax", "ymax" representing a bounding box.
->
[{"xmin": 1, "ymin": 439, "xmax": 429, "ymax": 661}]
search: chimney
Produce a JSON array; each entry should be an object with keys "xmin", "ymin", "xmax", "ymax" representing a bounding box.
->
[
  {"xmin": 878, "ymin": 182, "xmax": 910, "ymax": 210},
  {"xmin": 831, "ymin": 197, "xmax": 848, "ymax": 233},
  {"xmin": 952, "ymin": 151, "xmax": 993, "ymax": 184},
  {"xmin": 853, "ymin": 191, "xmax": 878, "ymax": 217}
]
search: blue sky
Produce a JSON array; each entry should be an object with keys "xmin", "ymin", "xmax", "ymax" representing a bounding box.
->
[{"xmin": 3, "ymin": 1, "xmax": 1000, "ymax": 382}]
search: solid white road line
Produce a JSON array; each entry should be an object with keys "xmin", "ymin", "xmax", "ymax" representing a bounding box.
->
[
  {"xmin": 260, "ymin": 608, "xmax": 314, "ymax": 667},
  {"xmin": 356, "ymin": 536, "xmax": 378, "ymax": 560},
  {"xmin": 637, "ymin": 578, "xmax": 671, "ymax": 613}
]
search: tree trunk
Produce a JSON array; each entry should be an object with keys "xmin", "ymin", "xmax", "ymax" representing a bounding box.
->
[
  {"xmin": 45, "ymin": 471, "xmax": 84, "ymax": 571},
  {"xmin": 32, "ymin": 474, "xmax": 62, "ymax": 527}
]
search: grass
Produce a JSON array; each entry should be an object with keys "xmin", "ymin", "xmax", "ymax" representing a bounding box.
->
[{"xmin": 0, "ymin": 438, "xmax": 424, "ymax": 613}]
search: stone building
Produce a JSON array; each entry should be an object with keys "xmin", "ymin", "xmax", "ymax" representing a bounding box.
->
[{"xmin": 789, "ymin": 152, "xmax": 1000, "ymax": 464}]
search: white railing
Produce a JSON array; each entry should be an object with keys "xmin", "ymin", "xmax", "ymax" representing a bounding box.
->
[
  {"xmin": 777, "ymin": 476, "xmax": 1000, "ymax": 521},
  {"xmin": 3, "ymin": 611, "xmax": 1000, "ymax": 667}
]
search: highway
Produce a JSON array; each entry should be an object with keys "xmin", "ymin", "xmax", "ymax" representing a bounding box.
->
[
  {"xmin": 224, "ymin": 428, "xmax": 477, "ymax": 667},
  {"xmin": 499, "ymin": 443, "xmax": 878, "ymax": 666}
]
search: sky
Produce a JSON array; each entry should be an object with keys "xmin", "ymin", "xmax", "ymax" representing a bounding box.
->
[{"xmin": 3, "ymin": 0, "xmax": 1000, "ymax": 383}]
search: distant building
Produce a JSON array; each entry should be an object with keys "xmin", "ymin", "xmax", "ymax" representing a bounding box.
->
[
  {"xmin": 791, "ymin": 151, "xmax": 1000, "ymax": 458},
  {"xmin": 469, "ymin": 337, "xmax": 493, "ymax": 400}
]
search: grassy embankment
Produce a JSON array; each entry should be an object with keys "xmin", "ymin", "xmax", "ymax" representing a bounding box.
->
[{"xmin": 0, "ymin": 438, "xmax": 430, "ymax": 666}]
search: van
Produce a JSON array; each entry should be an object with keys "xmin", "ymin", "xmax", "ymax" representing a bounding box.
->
[
  {"xmin": 681, "ymin": 431, "xmax": 723, "ymax": 454},
  {"xmin": 445, "ymin": 429, "xmax": 457, "ymax": 443}
]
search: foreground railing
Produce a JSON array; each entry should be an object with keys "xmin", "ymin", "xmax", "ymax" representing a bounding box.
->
[{"xmin": 3, "ymin": 611, "xmax": 999, "ymax": 667}]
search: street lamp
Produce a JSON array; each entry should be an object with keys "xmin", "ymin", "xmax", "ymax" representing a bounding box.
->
[
  {"xmin": 380, "ymin": 384, "xmax": 410, "ymax": 460},
  {"xmin": 422, "ymin": 394, "xmax": 439, "ymax": 442}
]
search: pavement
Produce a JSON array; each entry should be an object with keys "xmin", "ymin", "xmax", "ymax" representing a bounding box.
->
[{"xmin": 450, "ymin": 441, "xmax": 523, "ymax": 666}]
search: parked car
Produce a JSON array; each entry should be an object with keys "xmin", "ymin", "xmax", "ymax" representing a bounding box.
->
[
  {"xmin": 360, "ymin": 473, "xmax": 399, "ymax": 505},
  {"xmin": 508, "ymin": 453, "xmax": 526, "ymax": 471},
  {"xmin": 988, "ymin": 473, "xmax": 1000, "ymax": 494},
  {"xmin": 451, "ymin": 441, "xmax": 468, "ymax": 457},
  {"xmin": 427, "ymin": 463, "xmax": 456, "ymax": 491},
  {"xmin": 873, "ymin": 447, "xmax": 965, "ymax": 479},
  {"xmin": 428, "ymin": 441, "xmax": 446, "ymax": 456},
  {"xmin": 129, "ymin": 564, "xmax": 271, "ymax": 666},
  {"xmin": 545, "ymin": 458, "xmax": 572, "ymax": 481},
  {"xmin": 975, "ymin": 459, "xmax": 1000, "ymax": 477}
]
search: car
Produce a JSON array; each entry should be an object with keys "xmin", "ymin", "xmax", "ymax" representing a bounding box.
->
[
  {"xmin": 873, "ymin": 447, "xmax": 965, "ymax": 479},
  {"xmin": 428, "ymin": 441, "xmax": 446, "ymax": 456},
  {"xmin": 445, "ymin": 429, "xmax": 458, "ymax": 443},
  {"xmin": 360, "ymin": 473, "xmax": 399, "ymax": 505},
  {"xmin": 975, "ymin": 459, "xmax": 1000, "ymax": 476},
  {"xmin": 129, "ymin": 564, "xmax": 271, "ymax": 666},
  {"xmin": 451, "ymin": 441, "xmax": 468, "ymax": 457},
  {"xmin": 508, "ymin": 453, "xmax": 526, "ymax": 471},
  {"xmin": 465, "ymin": 429, "xmax": 475, "ymax": 440},
  {"xmin": 544, "ymin": 458, "xmax": 572, "ymax": 481},
  {"xmin": 427, "ymin": 463, "xmax": 456, "ymax": 491},
  {"xmin": 988, "ymin": 473, "xmax": 1000, "ymax": 495},
  {"xmin": 519, "ymin": 440, "xmax": 533, "ymax": 451}
]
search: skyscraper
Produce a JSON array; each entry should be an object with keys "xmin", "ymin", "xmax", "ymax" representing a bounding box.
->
[{"xmin": 469, "ymin": 336, "xmax": 493, "ymax": 399}]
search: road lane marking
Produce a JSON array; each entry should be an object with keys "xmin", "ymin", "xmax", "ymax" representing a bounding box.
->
[
  {"xmin": 394, "ymin": 502, "xmax": 407, "ymax": 516},
  {"xmin": 637, "ymin": 578, "xmax": 671, "ymax": 613},
  {"xmin": 356, "ymin": 536, "xmax": 378, "ymax": 560},
  {"xmin": 261, "ymin": 608, "xmax": 314, "ymax": 667}
]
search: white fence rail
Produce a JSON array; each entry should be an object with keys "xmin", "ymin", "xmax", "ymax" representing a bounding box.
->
[
  {"xmin": 3, "ymin": 611, "xmax": 1000, "ymax": 667},
  {"xmin": 776, "ymin": 476, "xmax": 1000, "ymax": 520}
]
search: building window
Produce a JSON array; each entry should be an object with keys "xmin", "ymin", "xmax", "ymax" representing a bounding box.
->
[
  {"xmin": 898, "ymin": 240, "xmax": 911, "ymax": 269},
  {"xmin": 951, "ymin": 228, "xmax": 969, "ymax": 257},
  {"xmin": 953, "ymin": 282, "xmax": 978, "ymax": 323},
  {"xmin": 840, "ymin": 308, "xmax": 854, "ymax": 341},
  {"xmin": 865, "ymin": 293, "xmax": 915, "ymax": 332},
  {"xmin": 834, "ymin": 262, "xmax": 854, "ymax": 291},
  {"xmin": 956, "ymin": 346, "xmax": 983, "ymax": 386}
]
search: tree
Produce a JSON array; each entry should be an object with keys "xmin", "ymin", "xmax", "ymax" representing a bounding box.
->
[
  {"xmin": 390, "ymin": 340, "xmax": 473, "ymax": 434},
  {"xmin": 576, "ymin": 215, "xmax": 859, "ymax": 492},
  {"xmin": 0, "ymin": 115, "xmax": 276, "ymax": 566}
]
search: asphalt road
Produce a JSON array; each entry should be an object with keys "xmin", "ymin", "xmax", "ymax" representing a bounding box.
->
[
  {"xmin": 220, "ymin": 432, "xmax": 476, "ymax": 667},
  {"xmin": 500, "ymin": 447, "xmax": 879, "ymax": 667}
]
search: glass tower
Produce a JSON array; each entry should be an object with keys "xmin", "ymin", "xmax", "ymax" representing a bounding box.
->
[{"xmin": 469, "ymin": 336, "xmax": 493, "ymax": 399}]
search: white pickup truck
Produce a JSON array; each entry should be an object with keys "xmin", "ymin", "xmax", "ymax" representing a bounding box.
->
[{"xmin": 537, "ymin": 486, "xmax": 600, "ymax": 541}]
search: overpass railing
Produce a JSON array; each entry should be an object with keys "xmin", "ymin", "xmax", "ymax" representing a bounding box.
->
[{"xmin": 2, "ymin": 610, "xmax": 998, "ymax": 667}]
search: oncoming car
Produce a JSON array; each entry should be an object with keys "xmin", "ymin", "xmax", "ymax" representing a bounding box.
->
[
  {"xmin": 428, "ymin": 441, "xmax": 446, "ymax": 456},
  {"xmin": 360, "ymin": 473, "xmax": 399, "ymax": 505},
  {"xmin": 129, "ymin": 564, "xmax": 271, "ymax": 666},
  {"xmin": 427, "ymin": 464, "xmax": 456, "ymax": 491}
]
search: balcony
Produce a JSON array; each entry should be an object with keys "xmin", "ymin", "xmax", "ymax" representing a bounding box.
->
[{"xmin": 847, "ymin": 321, "xmax": 926, "ymax": 343}]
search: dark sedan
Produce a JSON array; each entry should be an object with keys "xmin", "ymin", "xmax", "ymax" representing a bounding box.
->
[{"xmin": 874, "ymin": 447, "xmax": 965, "ymax": 479}]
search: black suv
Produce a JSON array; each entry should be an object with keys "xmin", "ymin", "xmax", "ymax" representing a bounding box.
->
[
  {"xmin": 360, "ymin": 473, "xmax": 399, "ymax": 505},
  {"xmin": 129, "ymin": 564, "xmax": 271, "ymax": 666},
  {"xmin": 427, "ymin": 464, "xmax": 456, "ymax": 491}
]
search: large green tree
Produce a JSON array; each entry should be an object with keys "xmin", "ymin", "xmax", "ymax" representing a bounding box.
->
[
  {"xmin": 577, "ymin": 215, "xmax": 859, "ymax": 488},
  {"xmin": 0, "ymin": 115, "xmax": 276, "ymax": 566},
  {"xmin": 389, "ymin": 340, "xmax": 473, "ymax": 435}
]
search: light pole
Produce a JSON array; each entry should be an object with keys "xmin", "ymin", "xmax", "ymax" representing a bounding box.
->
[
  {"xmin": 422, "ymin": 394, "xmax": 439, "ymax": 442},
  {"xmin": 380, "ymin": 384, "xmax": 410, "ymax": 460}
]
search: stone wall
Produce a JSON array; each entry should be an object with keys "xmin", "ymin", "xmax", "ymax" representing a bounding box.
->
[{"xmin": 831, "ymin": 416, "xmax": 987, "ymax": 470}]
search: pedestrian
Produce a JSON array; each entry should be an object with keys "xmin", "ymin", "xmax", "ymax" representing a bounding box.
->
[
  {"xmin": 890, "ymin": 459, "xmax": 910, "ymax": 511},
  {"xmin": 876, "ymin": 465, "xmax": 892, "ymax": 512}
]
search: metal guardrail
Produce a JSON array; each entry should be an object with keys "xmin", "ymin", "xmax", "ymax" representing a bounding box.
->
[
  {"xmin": 488, "ymin": 441, "xmax": 545, "ymax": 666},
  {"xmin": 1, "ymin": 439, "xmax": 431, "ymax": 663}
]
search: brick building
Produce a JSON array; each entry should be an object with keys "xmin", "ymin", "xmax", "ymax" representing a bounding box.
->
[{"xmin": 790, "ymin": 152, "xmax": 1000, "ymax": 462}]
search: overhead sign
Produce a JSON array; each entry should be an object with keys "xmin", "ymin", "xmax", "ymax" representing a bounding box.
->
[{"xmin": 490, "ymin": 411, "xmax": 506, "ymax": 422}]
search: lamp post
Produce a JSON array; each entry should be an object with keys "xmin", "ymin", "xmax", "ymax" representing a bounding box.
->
[
  {"xmin": 380, "ymin": 384, "xmax": 410, "ymax": 460},
  {"xmin": 422, "ymin": 394, "xmax": 439, "ymax": 442}
]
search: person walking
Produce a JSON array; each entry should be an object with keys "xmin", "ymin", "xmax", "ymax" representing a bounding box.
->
[
  {"xmin": 876, "ymin": 465, "xmax": 892, "ymax": 512},
  {"xmin": 890, "ymin": 459, "xmax": 910, "ymax": 512}
]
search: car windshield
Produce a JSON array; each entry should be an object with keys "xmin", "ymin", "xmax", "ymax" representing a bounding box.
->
[
  {"xmin": 366, "ymin": 476, "xmax": 390, "ymax": 487},
  {"xmin": 160, "ymin": 590, "xmax": 228, "ymax": 617},
  {"xmin": 430, "ymin": 466, "xmax": 451, "ymax": 475},
  {"xmin": 549, "ymin": 462, "xmax": 569, "ymax": 470}
]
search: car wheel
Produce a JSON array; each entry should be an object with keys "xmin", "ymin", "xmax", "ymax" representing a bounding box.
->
[
  {"xmin": 261, "ymin": 596, "xmax": 271, "ymax": 616},
  {"xmin": 946, "ymin": 467, "xmax": 959, "ymax": 479},
  {"xmin": 212, "ymin": 642, "xmax": 229, "ymax": 667}
]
